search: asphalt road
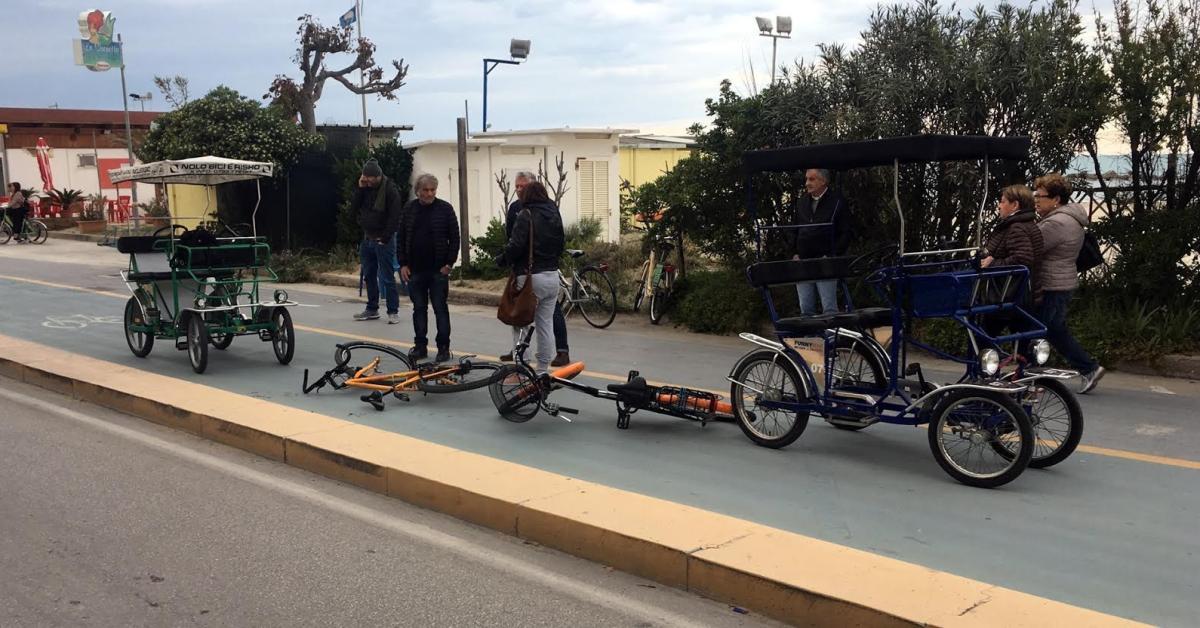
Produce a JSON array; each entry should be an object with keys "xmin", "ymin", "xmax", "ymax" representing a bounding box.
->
[
  {"xmin": 0, "ymin": 377, "xmax": 779, "ymax": 627},
  {"xmin": 0, "ymin": 239, "xmax": 1197, "ymax": 625}
]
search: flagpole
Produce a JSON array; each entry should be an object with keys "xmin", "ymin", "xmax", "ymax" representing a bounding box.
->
[{"xmin": 357, "ymin": 0, "xmax": 367, "ymax": 126}]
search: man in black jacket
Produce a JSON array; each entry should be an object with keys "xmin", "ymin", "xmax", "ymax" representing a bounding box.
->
[
  {"xmin": 398, "ymin": 173, "xmax": 460, "ymax": 363},
  {"xmin": 499, "ymin": 171, "xmax": 571, "ymax": 367},
  {"xmin": 353, "ymin": 160, "xmax": 404, "ymax": 323},
  {"xmin": 792, "ymin": 168, "xmax": 851, "ymax": 315}
]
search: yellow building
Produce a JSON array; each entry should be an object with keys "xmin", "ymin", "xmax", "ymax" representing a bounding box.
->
[{"xmin": 618, "ymin": 134, "xmax": 695, "ymax": 190}]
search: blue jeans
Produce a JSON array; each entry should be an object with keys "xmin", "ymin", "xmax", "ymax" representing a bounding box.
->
[
  {"xmin": 409, "ymin": 270, "xmax": 451, "ymax": 349},
  {"xmin": 1038, "ymin": 290, "xmax": 1097, "ymax": 373},
  {"xmin": 553, "ymin": 300, "xmax": 568, "ymax": 352},
  {"xmin": 797, "ymin": 280, "xmax": 837, "ymax": 315},
  {"xmin": 360, "ymin": 236, "xmax": 399, "ymax": 314}
]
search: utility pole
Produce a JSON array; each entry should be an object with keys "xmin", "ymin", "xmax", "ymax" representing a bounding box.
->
[
  {"xmin": 117, "ymin": 33, "xmax": 139, "ymax": 210},
  {"xmin": 456, "ymin": 117, "xmax": 470, "ymax": 267},
  {"xmin": 357, "ymin": 0, "xmax": 367, "ymax": 125}
]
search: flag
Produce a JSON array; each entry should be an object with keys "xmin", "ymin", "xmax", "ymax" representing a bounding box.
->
[{"xmin": 339, "ymin": 5, "xmax": 357, "ymax": 28}]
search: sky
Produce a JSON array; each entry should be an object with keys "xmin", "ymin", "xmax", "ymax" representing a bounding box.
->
[{"xmin": 6, "ymin": 0, "xmax": 1119, "ymax": 144}]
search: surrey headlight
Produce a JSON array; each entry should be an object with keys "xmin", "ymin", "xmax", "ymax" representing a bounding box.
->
[
  {"xmin": 1032, "ymin": 339, "xmax": 1051, "ymax": 365},
  {"xmin": 274, "ymin": 289, "xmax": 289, "ymax": 304},
  {"xmin": 980, "ymin": 349, "xmax": 1001, "ymax": 376}
]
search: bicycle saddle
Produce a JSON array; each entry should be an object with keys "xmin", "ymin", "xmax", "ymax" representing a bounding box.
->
[{"xmin": 607, "ymin": 377, "xmax": 654, "ymax": 404}]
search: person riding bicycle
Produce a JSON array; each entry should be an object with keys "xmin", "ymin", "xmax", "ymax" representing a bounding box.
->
[
  {"xmin": 6, "ymin": 182, "xmax": 28, "ymax": 242},
  {"xmin": 501, "ymin": 171, "xmax": 570, "ymax": 367}
]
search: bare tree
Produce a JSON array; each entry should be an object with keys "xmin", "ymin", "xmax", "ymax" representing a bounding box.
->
[
  {"xmin": 265, "ymin": 14, "xmax": 408, "ymax": 132},
  {"xmin": 495, "ymin": 170, "xmax": 513, "ymax": 219},
  {"xmin": 537, "ymin": 151, "xmax": 570, "ymax": 206},
  {"xmin": 153, "ymin": 75, "xmax": 190, "ymax": 109}
]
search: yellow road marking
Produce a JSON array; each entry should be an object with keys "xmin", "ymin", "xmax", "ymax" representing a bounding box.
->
[{"xmin": 3, "ymin": 273, "xmax": 1197, "ymax": 471}]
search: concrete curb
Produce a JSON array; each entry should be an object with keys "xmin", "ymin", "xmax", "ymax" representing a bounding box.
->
[
  {"xmin": 1114, "ymin": 354, "xmax": 1200, "ymax": 381},
  {"xmin": 313, "ymin": 272, "xmax": 501, "ymax": 307},
  {"xmin": 47, "ymin": 230, "xmax": 106, "ymax": 243},
  {"xmin": 0, "ymin": 334, "xmax": 1143, "ymax": 627}
]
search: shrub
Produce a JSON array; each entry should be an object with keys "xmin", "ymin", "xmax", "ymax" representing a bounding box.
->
[{"xmin": 671, "ymin": 269, "xmax": 765, "ymax": 333}]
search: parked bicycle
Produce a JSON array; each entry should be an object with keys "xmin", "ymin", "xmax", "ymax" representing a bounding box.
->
[
  {"xmin": 558, "ymin": 249, "xmax": 617, "ymax": 328},
  {"xmin": 631, "ymin": 212, "xmax": 676, "ymax": 324},
  {"xmin": 0, "ymin": 211, "xmax": 49, "ymax": 244}
]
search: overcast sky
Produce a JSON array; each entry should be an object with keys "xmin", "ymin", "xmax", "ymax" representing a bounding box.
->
[{"xmin": 9, "ymin": 0, "xmax": 1117, "ymax": 143}]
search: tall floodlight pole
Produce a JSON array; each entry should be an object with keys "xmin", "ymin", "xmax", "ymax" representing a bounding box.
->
[
  {"xmin": 482, "ymin": 38, "xmax": 530, "ymax": 132},
  {"xmin": 755, "ymin": 16, "xmax": 792, "ymax": 85},
  {"xmin": 358, "ymin": 0, "xmax": 367, "ymax": 125},
  {"xmin": 117, "ymin": 33, "xmax": 138, "ymax": 207}
]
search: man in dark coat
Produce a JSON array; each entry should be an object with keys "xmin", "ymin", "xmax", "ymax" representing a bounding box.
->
[
  {"xmin": 791, "ymin": 168, "xmax": 851, "ymax": 315},
  {"xmin": 398, "ymin": 173, "xmax": 460, "ymax": 363},
  {"xmin": 499, "ymin": 171, "xmax": 571, "ymax": 367},
  {"xmin": 352, "ymin": 160, "xmax": 404, "ymax": 323}
]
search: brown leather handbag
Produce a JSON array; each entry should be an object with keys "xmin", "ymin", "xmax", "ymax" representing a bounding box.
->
[{"xmin": 497, "ymin": 210, "xmax": 537, "ymax": 327}]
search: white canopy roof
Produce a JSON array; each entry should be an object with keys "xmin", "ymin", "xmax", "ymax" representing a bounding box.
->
[{"xmin": 109, "ymin": 156, "xmax": 274, "ymax": 185}]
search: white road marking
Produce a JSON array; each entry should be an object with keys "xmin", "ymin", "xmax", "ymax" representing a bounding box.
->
[{"xmin": 0, "ymin": 386, "xmax": 710, "ymax": 628}]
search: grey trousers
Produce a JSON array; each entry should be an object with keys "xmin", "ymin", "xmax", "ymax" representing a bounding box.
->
[{"xmin": 511, "ymin": 271, "xmax": 561, "ymax": 371}]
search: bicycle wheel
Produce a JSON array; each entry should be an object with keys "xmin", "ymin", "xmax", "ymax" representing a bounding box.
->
[
  {"xmin": 30, "ymin": 221, "xmax": 48, "ymax": 244},
  {"xmin": 271, "ymin": 307, "xmax": 295, "ymax": 365},
  {"xmin": 334, "ymin": 341, "xmax": 413, "ymax": 372},
  {"xmin": 207, "ymin": 284, "xmax": 235, "ymax": 350},
  {"xmin": 124, "ymin": 296, "xmax": 154, "ymax": 358},
  {"xmin": 417, "ymin": 360, "xmax": 505, "ymax": 393},
  {"xmin": 730, "ymin": 350, "xmax": 810, "ymax": 448},
  {"xmin": 0, "ymin": 223, "xmax": 11, "ymax": 244},
  {"xmin": 632, "ymin": 261, "xmax": 649, "ymax": 311},
  {"xmin": 576, "ymin": 268, "xmax": 616, "ymax": 328},
  {"xmin": 928, "ymin": 389, "xmax": 1032, "ymax": 488},
  {"xmin": 824, "ymin": 336, "xmax": 886, "ymax": 430},
  {"xmin": 489, "ymin": 365, "xmax": 543, "ymax": 422},
  {"xmin": 1011, "ymin": 377, "xmax": 1083, "ymax": 469},
  {"xmin": 185, "ymin": 312, "xmax": 209, "ymax": 374},
  {"xmin": 648, "ymin": 271, "xmax": 673, "ymax": 325}
]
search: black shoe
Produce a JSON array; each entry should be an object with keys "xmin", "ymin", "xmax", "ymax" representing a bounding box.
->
[
  {"xmin": 550, "ymin": 351, "xmax": 571, "ymax": 367},
  {"xmin": 499, "ymin": 352, "xmax": 514, "ymax": 362},
  {"xmin": 435, "ymin": 347, "xmax": 451, "ymax": 363},
  {"xmin": 408, "ymin": 346, "xmax": 428, "ymax": 362}
]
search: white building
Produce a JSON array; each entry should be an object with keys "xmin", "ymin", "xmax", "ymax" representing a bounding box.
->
[{"xmin": 408, "ymin": 128, "xmax": 636, "ymax": 244}]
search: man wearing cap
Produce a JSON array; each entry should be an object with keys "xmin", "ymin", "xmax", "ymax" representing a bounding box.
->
[{"xmin": 353, "ymin": 159, "xmax": 404, "ymax": 324}]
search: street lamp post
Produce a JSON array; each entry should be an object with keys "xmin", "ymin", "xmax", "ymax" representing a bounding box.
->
[
  {"xmin": 482, "ymin": 38, "xmax": 530, "ymax": 132},
  {"xmin": 128, "ymin": 92, "xmax": 152, "ymax": 112},
  {"xmin": 755, "ymin": 16, "xmax": 792, "ymax": 85}
]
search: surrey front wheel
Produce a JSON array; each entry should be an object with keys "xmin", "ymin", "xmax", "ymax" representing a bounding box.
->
[
  {"xmin": 1017, "ymin": 377, "xmax": 1083, "ymax": 469},
  {"xmin": 730, "ymin": 350, "xmax": 811, "ymax": 448},
  {"xmin": 186, "ymin": 312, "xmax": 209, "ymax": 374},
  {"xmin": 576, "ymin": 268, "xmax": 616, "ymax": 329},
  {"xmin": 928, "ymin": 389, "xmax": 1032, "ymax": 488},
  {"xmin": 271, "ymin": 307, "xmax": 295, "ymax": 365}
]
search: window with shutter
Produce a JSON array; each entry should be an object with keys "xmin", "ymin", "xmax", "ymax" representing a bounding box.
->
[{"xmin": 577, "ymin": 159, "xmax": 611, "ymax": 240}]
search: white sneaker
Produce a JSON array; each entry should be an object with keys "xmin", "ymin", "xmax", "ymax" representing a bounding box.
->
[
  {"xmin": 387, "ymin": 313, "xmax": 401, "ymax": 325},
  {"xmin": 1079, "ymin": 366, "xmax": 1106, "ymax": 394}
]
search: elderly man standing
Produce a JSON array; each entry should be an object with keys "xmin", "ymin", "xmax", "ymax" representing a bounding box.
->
[
  {"xmin": 398, "ymin": 174, "xmax": 460, "ymax": 363},
  {"xmin": 792, "ymin": 168, "xmax": 851, "ymax": 315},
  {"xmin": 500, "ymin": 171, "xmax": 571, "ymax": 366},
  {"xmin": 353, "ymin": 159, "xmax": 404, "ymax": 324}
]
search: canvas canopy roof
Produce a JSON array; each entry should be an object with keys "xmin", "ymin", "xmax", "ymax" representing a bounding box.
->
[
  {"xmin": 743, "ymin": 135, "xmax": 1031, "ymax": 173},
  {"xmin": 109, "ymin": 156, "xmax": 274, "ymax": 185}
]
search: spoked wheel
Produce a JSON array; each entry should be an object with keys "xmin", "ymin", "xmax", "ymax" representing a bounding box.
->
[
  {"xmin": 207, "ymin": 284, "xmax": 235, "ymax": 350},
  {"xmin": 928, "ymin": 389, "xmax": 1033, "ymax": 488},
  {"xmin": 123, "ymin": 296, "xmax": 154, "ymax": 358},
  {"xmin": 30, "ymin": 221, "xmax": 48, "ymax": 244},
  {"xmin": 0, "ymin": 223, "xmax": 12, "ymax": 244},
  {"xmin": 185, "ymin": 312, "xmax": 210, "ymax": 374},
  {"xmin": 824, "ymin": 336, "xmax": 886, "ymax": 431},
  {"xmin": 648, "ymin": 276, "xmax": 672, "ymax": 325},
  {"xmin": 730, "ymin": 350, "xmax": 811, "ymax": 448},
  {"xmin": 417, "ymin": 360, "xmax": 506, "ymax": 393},
  {"xmin": 576, "ymin": 268, "xmax": 616, "ymax": 329},
  {"xmin": 271, "ymin": 307, "xmax": 295, "ymax": 365},
  {"xmin": 489, "ymin": 365, "xmax": 543, "ymax": 423},
  {"xmin": 333, "ymin": 341, "xmax": 412, "ymax": 371},
  {"xmin": 1012, "ymin": 377, "xmax": 1083, "ymax": 469},
  {"xmin": 632, "ymin": 261, "xmax": 649, "ymax": 312}
]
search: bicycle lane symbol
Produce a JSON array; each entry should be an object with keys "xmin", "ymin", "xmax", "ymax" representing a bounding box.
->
[{"xmin": 42, "ymin": 314, "xmax": 124, "ymax": 330}]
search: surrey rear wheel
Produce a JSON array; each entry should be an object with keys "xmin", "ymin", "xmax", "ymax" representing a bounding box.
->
[{"xmin": 729, "ymin": 350, "xmax": 811, "ymax": 448}]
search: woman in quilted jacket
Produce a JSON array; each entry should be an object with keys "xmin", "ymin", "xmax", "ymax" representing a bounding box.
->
[{"xmin": 980, "ymin": 185, "xmax": 1042, "ymax": 347}]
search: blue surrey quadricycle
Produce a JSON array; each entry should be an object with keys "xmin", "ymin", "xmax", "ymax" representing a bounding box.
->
[
  {"xmin": 726, "ymin": 135, "xmax": 1083, "ymax": 488},
  {"xmin": 109, "ymin": 157, "xmax": 301, "ymax": 374}
]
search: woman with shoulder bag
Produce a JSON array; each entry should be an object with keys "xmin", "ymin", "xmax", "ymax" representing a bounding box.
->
[{"xmin": 497, "ymin": 180, "xmax": 565, "ymax": 372}]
